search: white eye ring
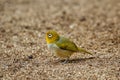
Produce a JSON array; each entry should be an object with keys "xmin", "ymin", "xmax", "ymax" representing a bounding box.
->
[{"xmin": 48, "ymin": 34, "xmax": 52, "ymax": 38}]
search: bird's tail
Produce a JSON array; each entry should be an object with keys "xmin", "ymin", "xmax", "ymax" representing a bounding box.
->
[{"xmin": 78, "ymin": 47, "xmax": 92, "ymax": 55}]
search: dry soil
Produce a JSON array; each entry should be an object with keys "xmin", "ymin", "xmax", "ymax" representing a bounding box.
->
[{"xmin": 0, "ymin": 0, "xmax": 120, "ymax": 80}]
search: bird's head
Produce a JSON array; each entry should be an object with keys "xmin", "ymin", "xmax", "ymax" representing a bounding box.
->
[{"xmin": 46, "ymin": 30, "xmax": 60, "ymax": 44}]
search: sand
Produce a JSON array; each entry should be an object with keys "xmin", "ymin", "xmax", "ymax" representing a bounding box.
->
[{"xmin": 0, "ymin": 0, "xmax": 120, "ymax": 80}]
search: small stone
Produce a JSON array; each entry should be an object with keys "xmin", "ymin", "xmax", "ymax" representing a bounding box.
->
[
  {"xmin": 80, "ymin": 16, "xmax": 86, "ymax": 22},
  {"xmin": 69, "ymin": 23, "xmax": 77, "ymax": 29},
  {"xmin": 28, "ymin": 55, "xmax": 33, "ymax": 59}
]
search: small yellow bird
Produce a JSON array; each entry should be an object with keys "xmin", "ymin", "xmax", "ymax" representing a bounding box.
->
[{"xmin": 46, "ymin": 30, "xmax": 92, "ymax": 62}]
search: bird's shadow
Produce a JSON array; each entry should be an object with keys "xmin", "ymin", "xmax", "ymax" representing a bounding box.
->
[{"xmin": 58, "ymin": 57, "xmax": 95, "ymax": 64}]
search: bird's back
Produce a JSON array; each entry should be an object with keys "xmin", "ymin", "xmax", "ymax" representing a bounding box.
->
[{"xmin": 55, "ymin": 37, "xmax": 79, "ymax": 52}]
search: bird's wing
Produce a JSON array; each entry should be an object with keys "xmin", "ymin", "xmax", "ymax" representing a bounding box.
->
[{"xmin": 55, "ymin": 37, "xmax": 79, "ymax": 52}]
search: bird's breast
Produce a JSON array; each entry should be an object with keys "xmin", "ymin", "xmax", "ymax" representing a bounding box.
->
[
  {"xmin": 47, "ymin": 43, "xmax": 73, "ymax": 58},
  {"xmin": 47, "ymin": 43, "xmax": 59, "ymax": 51}
]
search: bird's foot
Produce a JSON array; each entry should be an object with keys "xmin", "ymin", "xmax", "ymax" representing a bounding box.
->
[{"xmin": 60, "ymin": 58, "xmax": 70, "ymax": 64}]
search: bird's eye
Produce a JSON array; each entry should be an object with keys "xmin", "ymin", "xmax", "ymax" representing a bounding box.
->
[{"xmin": 48, "ymin": 34, "xmax": 52, "ymax": 38}]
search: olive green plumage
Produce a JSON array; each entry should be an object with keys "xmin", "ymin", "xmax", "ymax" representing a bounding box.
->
[
  {"xmin": 46, "ymin": 30, "xmax": 92, "ymax": 60},
  {"xmin": 55, "ymin": 37, "xmax": 92, "ymax": 55},
  {"xmin": 55, "ymin": 37, "xmax": 79, "ymax": 52}
]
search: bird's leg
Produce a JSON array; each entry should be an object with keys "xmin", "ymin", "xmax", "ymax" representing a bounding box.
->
[{"xmin": 62, "ymin": 57, "xmax": 70, "ymax": 64}]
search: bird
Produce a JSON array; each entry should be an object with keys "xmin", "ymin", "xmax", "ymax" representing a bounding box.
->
[{"xmin": 46, "ymin": 30, "xmax": 92, "ymax": 62}]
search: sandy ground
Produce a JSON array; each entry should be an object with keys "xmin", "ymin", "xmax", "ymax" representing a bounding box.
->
[{"xmin": 0, "ymin": 0, "xmax": 120, "ymax": 80}]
